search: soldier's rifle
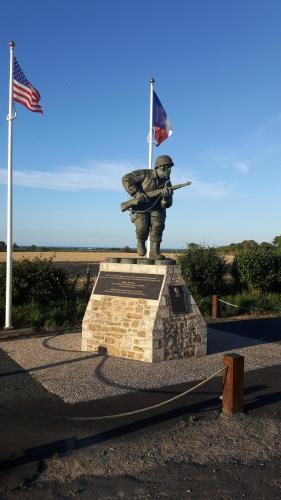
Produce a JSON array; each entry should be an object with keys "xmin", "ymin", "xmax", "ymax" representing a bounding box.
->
[{"xmin": 121, "ymin": 181, "xmax": 192, "ymax": 212}]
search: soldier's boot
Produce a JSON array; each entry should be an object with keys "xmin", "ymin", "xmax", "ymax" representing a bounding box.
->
[
  {"xmin": 137, "ymin": 239, "xmax": 146, "ymax": 257},
  {"xmin": 150, "ymin": 241, "xmax": 165, "ymax": 260}
]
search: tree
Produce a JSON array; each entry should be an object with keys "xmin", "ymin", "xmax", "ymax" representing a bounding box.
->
[
  {"xmin": 272, "ymin": 235, "xmax": 281, "ymax": 248},
  {"xmin": 0, "ymin": 241, "xmax": 6, "ymax": 251},
  {"xmin": 260, "ymin": 242, "xmax": 273, "ymax": 250},
  {"xmin": 240, "ymin": 240, "xmax": 259, "ymax": 250},
  {"xmin": 186, "ymin": 242, "xmax": 200, "ymax": 250}
]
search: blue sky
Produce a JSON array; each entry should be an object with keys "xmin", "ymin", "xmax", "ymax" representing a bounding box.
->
[{"xmin": 1, "ymin": 0, "xmax": 281, "ymax": 248}]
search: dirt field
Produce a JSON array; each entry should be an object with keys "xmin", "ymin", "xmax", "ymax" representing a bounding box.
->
[{"xmin": 0, "ymin": 251, "xmax": 177, "ymax": 263}]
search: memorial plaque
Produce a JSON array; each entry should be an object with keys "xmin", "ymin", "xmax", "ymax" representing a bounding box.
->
[
  {"xmin": 94, "ymin": 271, "xmax": 164, "ymax": 300},
  {"xmin": 169, "ymin": 285, "xmax": 188, "ymax": 314}
]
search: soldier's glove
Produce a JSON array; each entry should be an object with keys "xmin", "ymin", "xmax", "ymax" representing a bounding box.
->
[
  {"xmin": 162, "ymin": 186, "xmax": 172, "ymax": 199},
  {"xmin": 134, "ymin": 192, "xmax": 147, "ymax": 203}
]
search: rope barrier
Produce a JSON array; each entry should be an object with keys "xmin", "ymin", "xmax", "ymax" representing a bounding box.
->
[
  {"xmin": 218, "ymin": 297, "xmax": 281, "ymax": 313},
  {"xmin": 1, "ymin": 366, "xmax": 226, "ymax": 422},
  {"xmin": 218, "ymin": 297, "xmax": 252, "ymax": 312},
  {"xmin": 218, "ymin": 299, "xmax": 239, "ymax": 308}
]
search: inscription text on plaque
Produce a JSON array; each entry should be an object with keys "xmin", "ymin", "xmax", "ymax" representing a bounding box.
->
[{"xmin": 94, "ymin": 271, "xmax": 164, "ymax": 300}]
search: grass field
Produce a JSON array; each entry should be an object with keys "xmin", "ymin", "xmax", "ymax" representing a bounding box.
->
[{"xmin": 0, "ymin": 251, "xmax": 178, "ymax": 262}]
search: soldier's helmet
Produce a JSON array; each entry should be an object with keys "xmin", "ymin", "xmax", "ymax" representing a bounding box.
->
[{"xmin": 154, "ymin": 155, "xmax": 174, "ymax": 169}]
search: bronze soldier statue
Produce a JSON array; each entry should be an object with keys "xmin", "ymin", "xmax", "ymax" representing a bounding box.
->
[{"xmin": 122, "ymin": 155, "xmax": 175, "ymax": 260}]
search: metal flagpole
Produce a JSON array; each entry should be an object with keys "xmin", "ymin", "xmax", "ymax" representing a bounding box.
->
[
  {"xmin": 5, "ymin": 40, "xmax": 15, "ymax": 329},
  {"xmin": 147, "ymin": 78, "xmax": 154, "ymax": 258}
]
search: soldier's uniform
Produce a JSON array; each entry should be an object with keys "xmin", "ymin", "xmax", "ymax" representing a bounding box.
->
[{"xmin": 122, "ymin": 167, "xmax": 173, "ymax": 245}]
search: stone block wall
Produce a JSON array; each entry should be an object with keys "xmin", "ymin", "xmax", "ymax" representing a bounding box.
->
[{"xmin": 82, "ymin": 261, "xmax": 207, "ymax": 362}]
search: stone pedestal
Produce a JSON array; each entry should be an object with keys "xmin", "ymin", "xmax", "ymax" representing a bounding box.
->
[{"xmin": 82, "ymin": 261, "xmax": 207, "ymax": 362}]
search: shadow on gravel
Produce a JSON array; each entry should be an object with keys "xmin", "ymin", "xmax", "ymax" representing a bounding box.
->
[
  {"xmin": 0, "ymin": 351, "xmax": 100, "ymax": 379},
  {"xmin": 0, "ymin": 348, "xmax": 50, "ymax": 399},
  {"xmin": 0, "ymin": 396, "xmax": 222, "ymax": 472},
  {"xmin": 0, "ymin": 381, "xmax": 270, "ymax": 473},
  {"xmin": 1, "ymin": 331, "xmax": 281, "ymax": 477},
  {"xmin": 245, "ymin": 390, "xmax": 281, "ymax": 412},
  {"xmin": 42, "ymin": 334, "xmax": 88, "ymax": 354},
  {"xmin": 92, "ymin": 355, "xmax": 194, "ymax": 394}
]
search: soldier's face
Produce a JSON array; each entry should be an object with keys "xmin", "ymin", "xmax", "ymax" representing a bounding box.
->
[{"xmin": 156, "ymin": 164, "xmax": 171, "ymax": 179}]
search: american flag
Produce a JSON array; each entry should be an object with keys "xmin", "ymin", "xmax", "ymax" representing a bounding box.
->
[{"xmin": 13, "ymin": 57, "xmax": 43, "ymax": 114}]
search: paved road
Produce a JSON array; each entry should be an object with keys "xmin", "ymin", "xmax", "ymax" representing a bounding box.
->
[{"xmin": 211, "ymin": 316, "xmax": 281, "ymax": 342}]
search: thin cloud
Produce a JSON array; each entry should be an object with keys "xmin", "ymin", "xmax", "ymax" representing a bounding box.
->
[
  {"xmin": 203, "ymin": 113, "xmax": 281, "ymax": 175},
  {"xmin": 0, "ymin": 161, "xmax": 136, "ymax": 192},
  {"xmin": 191, "ymin": 180, "xmax": 230, "ymax": 198},
  {"xmin": 0, "ymin": 160, "xmax": 230, "ymax": 198},
  {"xmin": 175, "ymin": 166, "xmax": 230, "ymax": 199},
  {"xmin": 201, "ymin": 149, "xmax": 252, "ymax": 175}
]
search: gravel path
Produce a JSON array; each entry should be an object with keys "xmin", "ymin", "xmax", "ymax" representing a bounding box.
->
[{"xmin": 1, "ymin": 325, "xmax": 281, "ymax": 403}]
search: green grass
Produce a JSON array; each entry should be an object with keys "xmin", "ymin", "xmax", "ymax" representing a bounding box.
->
[
  {"xmin": 1, "ymin": 298, "xmax": 88, "ymax": 330},
  {"xmin": 213, "ymin": 292, "xmax": 281, "ymax": 319}
]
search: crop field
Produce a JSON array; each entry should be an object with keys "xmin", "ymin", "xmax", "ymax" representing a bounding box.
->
[
  {"xmin": 0, "ymin": 251, "xmax": 177, "ymax": 263},
  {"xmin": 0, "ymin": 251, "xmax": 178, "ymax": 281}
]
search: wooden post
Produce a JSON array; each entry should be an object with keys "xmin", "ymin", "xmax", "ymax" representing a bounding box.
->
[
  {"xmin": 222, "ymin": 353, "xmax": 244, "ymax": 414},
  {"xmin": 86, "ymin": 266, "xmax": 90, "ymax": 291},
  {"xmin": 211, "ymin": 294, "xmax": 218, "ymax": 320}
]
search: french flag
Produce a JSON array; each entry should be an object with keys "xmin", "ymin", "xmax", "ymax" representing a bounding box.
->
[{"xmin": 153, "ymin": 91, "xmax": 173, "ymax": 146}]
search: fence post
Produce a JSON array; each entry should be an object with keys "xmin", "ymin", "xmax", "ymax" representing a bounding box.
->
[
  {"xmin": 222, "ymin": 353, "xmax": 244, "ymax": 414},
  {"xmin": 211, "ymin": 294, "xmax": 218, "ymax": 320},
  {"xmin": 86, "ymin": 266, "xmax": 91, "ymax": 291}
]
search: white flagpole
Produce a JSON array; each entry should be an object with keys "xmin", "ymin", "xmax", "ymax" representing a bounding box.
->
[
  {"xmin": 148, "ymin": 78, "xmax": 154, "ymax": 169},
  {"xmin": 147, "ymin": 78, "xmax": 154, "ymax": 258},
  {"xmin": 5, "ymin": 40, "xmax": 15, "ymax": 329}
]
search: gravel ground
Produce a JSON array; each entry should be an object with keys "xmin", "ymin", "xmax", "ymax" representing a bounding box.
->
[
  {"xmin": 1, "ymin": 322, "xmax": 281, "ymax": 498},
  {"xmin": 1, "ymin": 410, "xmax": 281, "ymax": 499},
  {"xmin": 0, "ymin": 326, "xmax": 281, "ymax": 403}
]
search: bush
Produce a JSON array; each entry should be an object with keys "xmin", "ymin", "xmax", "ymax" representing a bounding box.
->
[
  {"xmin": 0, "ymin": 257, "xmax": 70, "ymax": 308},
  {"xmin": 177, "ymin": 245, "xmax": 227, "ymax": 299},
  {"xmin": 12, "ymin": 303, "xmax": 47, "ymax": 328},
  {"xmin": 0, "ymin": 257, "xmax": 90, "ymax": 329},
  {"xmin": 233, "ymin": 248, "xmax": 281, "ymax": 293},
  {"xmin": 196, "ymin": 296, "xmax": 212, "ymax": 317},
  {"xmin": 9, "ymin": 299, "xmax": 88, "ymax": 329}
]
